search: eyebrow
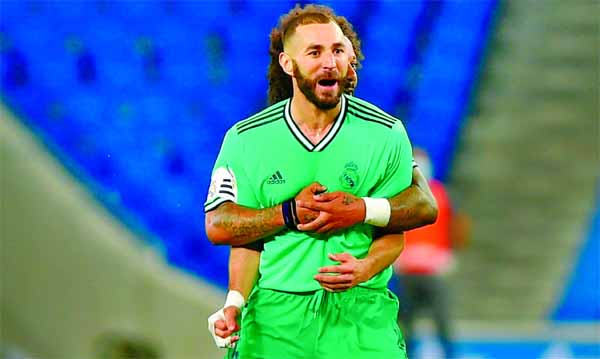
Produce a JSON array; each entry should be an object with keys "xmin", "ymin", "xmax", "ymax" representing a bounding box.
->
[{"xmin": 304, "ymin": 42, "xmax": 347, "ymax": 51}]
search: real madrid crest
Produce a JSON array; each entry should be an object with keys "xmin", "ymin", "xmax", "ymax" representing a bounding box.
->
[{"xmin": 339, "ymin": 162, "xmax": 359, "ymax": 189}]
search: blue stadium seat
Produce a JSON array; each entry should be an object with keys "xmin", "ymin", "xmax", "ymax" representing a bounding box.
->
[
  {"xmin": 240, "ymin": 0, "xmax": 293, "ymax": 23},
  {"xmin": 358, "ymin": 1, "xmax": 424, "ymax": 113},
  {"xmin": 43, "ymin": 0, "xmax": 101, "ymax": 26},
  {"xmin": 408, "ymin": 0, "xmax": 497, "ymax": 179},
  {"xmin": 355, "ymin": 62, "xmax": 406, "ymax": 114},
  {"xmin": 175, "ymin": 1, "xmax": 231, "ymax": 28},
  {"xmin": 0, "ymin": 1, "xmax": 27, "ymax": 28},
  {"xmin": 321, "ymin": 0, "xmax": 363, "ymax": 20},
  {"xmin": 104, "ymin": 1, "xmax": 162, "ymax": 22},
  {"xmin": 162, "ymin": 60, "xmax": 210, "ymax": 91}
]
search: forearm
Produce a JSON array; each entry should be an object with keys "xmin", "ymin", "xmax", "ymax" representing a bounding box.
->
[
  {"xmin": 384, "ymin": 168, "xmax": 438, "ymax": 233},
  {"xmin": 229, "ymin": 247, "xmax": 261, "ymax": 299},
  {"xmin": 361, "ymin": 233, "xmax": 405, "ymax": 280},
  {"xmin": 206, "ymin": 202, "xmax": 285, "ymax": 246}
]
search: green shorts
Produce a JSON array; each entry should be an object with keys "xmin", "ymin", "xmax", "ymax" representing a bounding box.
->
[{"xmin": 227, "ymin": 286, "xmax": 407, "ymax": 359}]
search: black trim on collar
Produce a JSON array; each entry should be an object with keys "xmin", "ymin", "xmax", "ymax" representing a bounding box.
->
[
  {"xmin": 284, "ymin": 95, "xmax": 347, "ymax": 152},
  {"xmin": 348, "ymin": 103, "xmax": 397, "ymax": 126},
  {"xmin": 347, "ymin": 108, "xmax": 394, "ymax": 128}
]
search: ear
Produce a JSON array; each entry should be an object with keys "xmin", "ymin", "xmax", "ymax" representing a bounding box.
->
[{"xmin": 279, "ymin": 52, "xmax": 294, "ymax": 77}]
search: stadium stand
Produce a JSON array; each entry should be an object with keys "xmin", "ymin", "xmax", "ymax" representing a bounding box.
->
[{"xmin": 0, "ymin": 0, "xmax": 497, "ymax": 288}]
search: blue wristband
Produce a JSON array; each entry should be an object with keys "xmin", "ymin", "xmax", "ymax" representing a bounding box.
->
[{"xmin": 282, "ymin": 199, "xmax": 299, "ymax": 230}]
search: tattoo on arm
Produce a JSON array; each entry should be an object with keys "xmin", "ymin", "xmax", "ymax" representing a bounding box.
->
[
  {"xmin": 212, "ymin": 203, "xmax": 284, "ymax": 245},
  {"xmin": 302, "ymin": 213, "xmax": 317, "ymax": 223},
  {"xmin": 380, "ymin": 167, "xmax": 437, "ymax": 233},
  {"xmin": 384, "ymin": 188, "xmax": 436, "ymax": 233},
  {"xmin": 343, "ymin": 195, "xmax": 356, "ymax": 205}
]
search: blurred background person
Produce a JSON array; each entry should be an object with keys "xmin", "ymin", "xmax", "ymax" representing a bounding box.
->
[{"xmin": 394, "ymin": 148, "xmax": 471, "ymax": 359}]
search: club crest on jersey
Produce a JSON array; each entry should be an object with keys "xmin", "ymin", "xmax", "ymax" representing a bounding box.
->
[{"xmin": 339, "ymin": 162, "xmax": 359, "ymax": 189}]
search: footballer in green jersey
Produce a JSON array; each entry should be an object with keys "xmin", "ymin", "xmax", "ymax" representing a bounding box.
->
[
  {"xmin": 205, "ymin": 94, "xmax": 413, "ymax": 293},
  {"xmin": 204, "ymin": 4, "xmax": 427, "ymax": 358}
]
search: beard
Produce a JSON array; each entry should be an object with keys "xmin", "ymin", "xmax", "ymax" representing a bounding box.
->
[
  {"xmin": 342, "ymin": 76, "xmax": 356, "ymax": 96},
  {"xmin": 292, "ymin": 60, "xmax": 344, "ymax": 110}
]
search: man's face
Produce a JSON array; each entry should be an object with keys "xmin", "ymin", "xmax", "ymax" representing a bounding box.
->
[
  {"xmin": 285, "ymin": 22, "xmax": 350, "ymax": 110},
  {"xmin": 343, "ymin": 36, "xmax": 358, "ymax": 95}
]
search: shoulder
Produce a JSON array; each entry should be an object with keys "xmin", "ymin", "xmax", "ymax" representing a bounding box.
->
[
  {"xmin": 345, "ymin": 95, "xmax": 408, "ymax": 137},
  {"xmin": 231, "ymin": 99, "xmax": 287, "ymax": 136},
  {"xmin": 345, "ymin": 95, "xmax": 404, "ymax": 129}
]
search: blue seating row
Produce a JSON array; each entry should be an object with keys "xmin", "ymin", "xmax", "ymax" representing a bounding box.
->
[
  {"xmin": 0, "ymin": 0, "xmax": 496, "ymax": 287},
  {"xmin": 408, "ymin": 0, "xmax": 497, "ymax": 180}
]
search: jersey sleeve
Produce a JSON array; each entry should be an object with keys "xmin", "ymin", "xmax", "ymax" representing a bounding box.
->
[
  {"xmin": 204, "ymin": 128, "xmax": 259, "ymax": 212},
  {"xmin": 369, "ymin": 122, "xmax": 414, "ymax": 198}
]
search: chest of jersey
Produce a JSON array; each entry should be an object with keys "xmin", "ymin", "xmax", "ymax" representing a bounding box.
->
[{"xmin": 243, "ymin": 119, "xmax": 389, "ymax": 208}]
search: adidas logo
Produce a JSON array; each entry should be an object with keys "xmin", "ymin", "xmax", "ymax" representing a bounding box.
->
[{"xmin": 267, "ymin": 170, "xmax": 285, "ymax": 184}]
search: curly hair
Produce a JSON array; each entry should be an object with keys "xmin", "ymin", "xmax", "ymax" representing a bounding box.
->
[{"xmin": 267, "ymin": 4, "xmax": 364, "ymax": 105}]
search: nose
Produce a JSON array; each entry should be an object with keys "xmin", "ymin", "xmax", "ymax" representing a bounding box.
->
[{"xmin": 322, "ymin": 52, "xmax": 336, "ymax": 69}]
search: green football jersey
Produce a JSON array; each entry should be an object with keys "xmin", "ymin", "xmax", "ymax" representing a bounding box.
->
[{"xmin": 205, "ymin": 94, "xmax": 413, "ymax": 292}]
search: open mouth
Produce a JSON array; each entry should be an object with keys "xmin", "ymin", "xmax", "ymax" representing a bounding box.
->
[{"xmin": 317, "ymin": 79, "xmax": 338, "ymax": 88}]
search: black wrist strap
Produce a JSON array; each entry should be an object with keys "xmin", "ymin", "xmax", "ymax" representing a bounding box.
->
[
  {"xmin": 282, "ymin": 198, "xmax": 299, "ymax": 230},
  {"xmin": 290, "ymin": 197, "xmax": 300, "ymax": 226}
]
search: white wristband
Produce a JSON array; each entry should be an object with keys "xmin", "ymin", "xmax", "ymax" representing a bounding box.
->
[
  {"xmin": 362, "ymin": 197, "xmax": 391, "ymax": 227},
  {"xmin": 224, "ymin": 290, "xmax": 245, "ymax": 309}
]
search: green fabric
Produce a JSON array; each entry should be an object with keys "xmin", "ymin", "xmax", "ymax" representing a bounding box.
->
[
  {"xmin": 206, "ymin": 95, "xmax": 413, "ymax": 292},
  {"xmin": 227, "ymin": 287, "xmax": 407, "ymax": 359}
]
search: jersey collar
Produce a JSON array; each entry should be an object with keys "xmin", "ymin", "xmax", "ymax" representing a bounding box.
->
[{"xmin": 284, "ymin": 94, "xmax": 347, "ymax": 152}]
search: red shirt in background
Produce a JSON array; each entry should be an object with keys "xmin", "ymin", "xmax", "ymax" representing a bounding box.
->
[{"xmin": 395, "ymin": 179, "xmax": 455, "ymax": 275}]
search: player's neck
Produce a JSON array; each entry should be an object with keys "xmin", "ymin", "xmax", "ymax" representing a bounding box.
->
[{"xmin": 290, "ymin": 92, "xmax": 341, "ymax": 133}]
